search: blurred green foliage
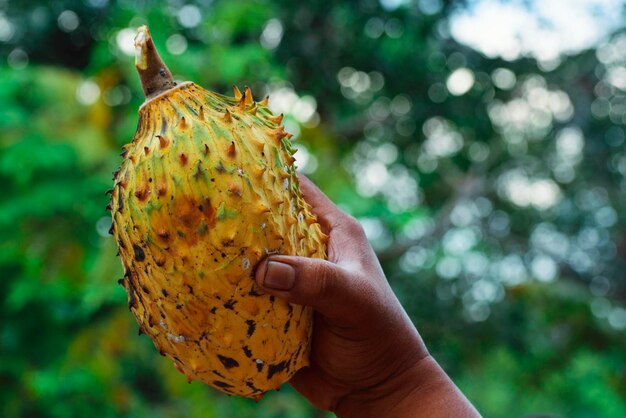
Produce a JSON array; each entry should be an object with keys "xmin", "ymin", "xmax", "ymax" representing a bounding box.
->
[{"xmin": 1, "ymin": 1, "xmax": 625, "ymax": 417}]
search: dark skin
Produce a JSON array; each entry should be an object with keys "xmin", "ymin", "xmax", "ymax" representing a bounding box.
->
[{"xmin": 255, "ymin": 176, "xmax": 481, "ymax": 417}]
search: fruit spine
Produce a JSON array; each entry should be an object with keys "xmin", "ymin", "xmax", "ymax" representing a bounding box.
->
[{"xmin": 108, "ymin": 26, "xmax": 327, "ymax": 398}]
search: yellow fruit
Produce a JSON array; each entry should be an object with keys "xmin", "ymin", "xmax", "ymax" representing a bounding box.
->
[{"xmin": 108, "ymin": 26, "xmax": 327, "ymax": 398}]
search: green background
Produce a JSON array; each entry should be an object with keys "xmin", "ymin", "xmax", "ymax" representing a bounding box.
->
[{"xmin": 1, "ymin": 1, "xmax": 625, "ymax": 417}]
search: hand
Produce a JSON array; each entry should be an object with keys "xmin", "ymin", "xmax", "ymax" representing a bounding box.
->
[{"xmin": 254, "ymin": 176, "xmax": 480, "ymax": 417}]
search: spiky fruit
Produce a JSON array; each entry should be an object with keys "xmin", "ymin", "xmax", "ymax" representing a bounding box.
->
[{"xmin": 109, "ymin": 26, "xmax": 327, "ymax": 398}]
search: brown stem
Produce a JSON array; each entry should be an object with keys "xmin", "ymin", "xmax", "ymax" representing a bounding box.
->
[{"xmin": 134, "ymin": 25, "xmax": 177, "ymax": 99}]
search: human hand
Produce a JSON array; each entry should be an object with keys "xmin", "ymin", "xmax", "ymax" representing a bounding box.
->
[{"xmin": 254, "ymin": 176, "xmax": 480, "ymax": 417}]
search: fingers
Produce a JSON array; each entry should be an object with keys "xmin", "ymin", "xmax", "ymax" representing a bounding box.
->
[
  {"xmin": 297, "ymin": 174, "xmax": 374, "ymax": 266},
  {"xmin": 254, "ymin": 254, "xmax": 370, "ymax": 322},
  {"xmin": 297, "ymin": 174, "xmax": 348, "ymax": 231}
]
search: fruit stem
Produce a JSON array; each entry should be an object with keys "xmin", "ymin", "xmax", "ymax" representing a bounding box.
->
[{"xmin": 134, "ymin": 25, "xmax": 177, "ymax": 99}]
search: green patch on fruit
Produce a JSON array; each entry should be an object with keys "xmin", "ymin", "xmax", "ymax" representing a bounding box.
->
[
  {"xmin": 272, "ymin": 146, "xmax": 283, "ymax": 169},
  {"xmin": 209, "ymin": 119, "xmax": 231, "ymax": 141},
  {"xmin": 281, "ymin": 138, "xmax": 295, "ymax": 155},
  {"xmin": 196, "ymin": 220, "xmax": 208, "ymax": 235},
  {"xmin": 217, "ymin": 202, "xmax": 238, "ymax": 220},
  {"xmin": 145, "ymin": 201, "xmax": 163, "ymax": 214}
]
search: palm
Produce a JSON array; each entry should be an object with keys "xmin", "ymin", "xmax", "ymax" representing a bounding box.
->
[{"xmin": 285, "ymin": 181, "xmax": 426, "ymax": 409}]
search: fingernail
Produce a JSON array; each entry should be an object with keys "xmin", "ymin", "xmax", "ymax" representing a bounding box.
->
[{"xmin": 262, "ymin": 260, "xmax": 296, "ymax": 290}]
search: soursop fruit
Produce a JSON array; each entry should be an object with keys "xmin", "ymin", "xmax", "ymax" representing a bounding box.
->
[{"xmin": 108, "ymin": 26, "xmax": 327, "ymax": 398}]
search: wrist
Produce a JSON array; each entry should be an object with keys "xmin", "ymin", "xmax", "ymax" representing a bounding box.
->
[{"xmin": 334, "ymin": 355, "xmax": 480, "ymax": 418}]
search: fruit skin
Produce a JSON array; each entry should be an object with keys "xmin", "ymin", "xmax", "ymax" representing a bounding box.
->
[{"xmin": 109, "ymin": 78, "xmax": 327, "ymax": 398}]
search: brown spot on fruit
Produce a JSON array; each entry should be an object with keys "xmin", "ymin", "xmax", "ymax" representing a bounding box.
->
[
  {"xmin": 117, "ymin": 188, "xmax": 124, "ymax": 211},
  {"xmin": 157, "ymin": 182, "xmax": 167, "ymax": 197},
  {"xmin": 213, "ymin": 380, "xmax": 233, "ymax": 389},
  {"xmin": 245, "ymin": 320, "xmax": 256, "ymax": 337},
  {"xmin": 155, "ymin": 229, "xmax": 169, "ymax": 241},
  {"xmin": 227, "ymin": 141, "xmax": 236, "ymax": 158},
  {"xmin": 228, "ymin": 182, "xmax": 241, "ymax": 196},
  {"xmin": 242, "ymin": 346, "xmax": 253, "ymax": 358},
  {"xmin": 174, "ymin": 196, "xmax": 200, "ymax": 229},
  {"xmin": 267, "ymin": 361, "xmax": 288, "ymax": 380},
  {"xmin": 275, "ymin": 128, "xmax": 289, "ymax": 140},
  {"xmin": 193, "ymin": 162, "xmax": 205, "ymax": 180},
  {"xmin": 133, "ymin": 244, "xmax": 145, "ymax": 262},
  {"xmin": 217, "ymin": 355, "xmax": 239, "ymax": 369},
  {"xmin": 180, "ymin": 153, "xmax": 188, "ymax": 166},
  {"xmin": 200, "ymin": 198, "xmax": 216, "ymax": 228},
  {"xmin": 158, "ymin": 135, "xmax": 169, "ymax": 149},
  {"xmin": 134, "ymin": 187, "xmax": 149, "ymax": 202}
]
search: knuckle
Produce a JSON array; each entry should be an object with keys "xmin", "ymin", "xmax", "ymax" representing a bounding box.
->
[
  {"xmin": 312, "ymin": 261, "xmax": 336, "ymax": 299},
  {"xmin": 342, "ymin": 215, "xmax": 366, "ymax": 239},
  {"xmin": 352, "ymin": 274, "xmax": 387, "ymax": 316}
]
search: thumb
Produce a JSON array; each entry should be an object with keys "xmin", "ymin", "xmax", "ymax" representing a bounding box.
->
[{"xmin": 254, "ymin": 255, "xmax": 362, "ymax": 321}]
